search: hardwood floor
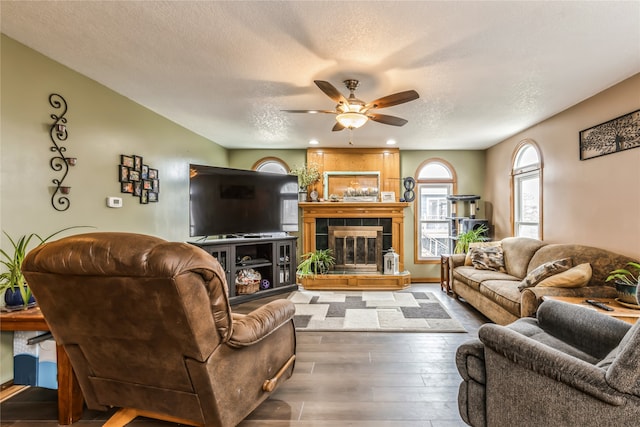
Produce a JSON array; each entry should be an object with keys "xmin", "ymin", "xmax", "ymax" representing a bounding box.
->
[{"xmin": 0, "ymin": 284, "xmax": 489, "ymax": 426}]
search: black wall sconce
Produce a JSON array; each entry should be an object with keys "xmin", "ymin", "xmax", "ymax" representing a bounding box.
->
[{"xmin": 49, "ymin": 93, "xmax": 75, "ymax": 211}]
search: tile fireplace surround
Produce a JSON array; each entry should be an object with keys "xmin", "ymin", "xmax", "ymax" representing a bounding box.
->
[{"xmin": 298, "ymin": 201, "xmax": 411, "ymax": 290}]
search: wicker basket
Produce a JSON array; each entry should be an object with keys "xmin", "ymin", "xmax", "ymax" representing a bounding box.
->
[
  {"xmin": 235, "ymin": 279, "xmax": 260, "ymax": 295},
  {"xmin": 235, "ymin": 268, "xmax": 261, "ymax": 295}
]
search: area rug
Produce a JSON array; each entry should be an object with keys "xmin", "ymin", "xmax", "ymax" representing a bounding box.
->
[{"xmin": 287, "ymin": 290, "xmax": 467, "ymax": 332}]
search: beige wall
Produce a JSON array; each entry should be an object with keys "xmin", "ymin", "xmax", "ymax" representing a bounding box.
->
[
  {"xmin": 485, "ymin": 73, "xmax": 640, "ymax": 259},
  {"xmin": 0, "ymin": 35, "xmax": 228, "ymax": 383},
  {"xmin": 401, "ymin": 150, "xmax": 486, "ymax": 280}
]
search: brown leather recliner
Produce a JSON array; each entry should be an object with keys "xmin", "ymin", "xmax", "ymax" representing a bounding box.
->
[{"xmin": 22, "ymin": 232, "xmax": 297, "ymax": 427}]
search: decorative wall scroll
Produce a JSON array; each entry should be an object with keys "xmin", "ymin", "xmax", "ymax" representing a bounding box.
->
[
  {"xmin": 579, "ymin": 109, "xmax": 640, "ymax": 160},
  {"xmin": 49, "ymin": 93, "xmax": 76, "ymax": 211},
  {"xmin": 119, "ymin": 154, "xmax": 159, "ymax": 204}
]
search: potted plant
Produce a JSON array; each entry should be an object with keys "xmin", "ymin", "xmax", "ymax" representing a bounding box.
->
[
  {"xmin": 296, "ymin": 248, "xmax": 335, "ymax": 277},
  {"xmin": 0, "ymin": 226, "xmax": 90, "ymax": 309},
  {"xmin": 606, "ymin": 261, "xmax": 640, "ymax": 306},
  {"xmin": 289, "ymin": 162, "xmax": 321, "ymax": 201},
  {"xmin": 454, "ymin": 224, "xmax": 489, "ymax": 254}
]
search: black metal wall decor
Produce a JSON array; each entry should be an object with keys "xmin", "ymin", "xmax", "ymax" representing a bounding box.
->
[
  {"xmin": 49, "ymin": 93, "xmax": 75, "ymax": 211},
  {"xmin": 119, "ymin": 154, "xmax": 159, "ymax": 204},
  {"xmin": 402, "ymin": 177, "xmax": 416, "ymax": 202}
]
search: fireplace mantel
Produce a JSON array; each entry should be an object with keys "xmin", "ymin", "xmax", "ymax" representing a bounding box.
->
[{"xmin": 299, "ymin": 201, "xmax": 411, "ymax": 290}]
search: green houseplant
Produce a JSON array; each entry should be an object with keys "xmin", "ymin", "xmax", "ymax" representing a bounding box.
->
[
  {"xmin": 296, "ymin": 248, "xmax": 335, "ymax": 277},
  {"xmin": 454, "ymin": 225, "xmax": 489, "ymax": 254},
  {"xmin": 0, "ymin": 226, "xmax": 91, "ymax": 308},
  {"xmin": 606, "ymin": 261, "xmax": 640, "ymax": 306}
]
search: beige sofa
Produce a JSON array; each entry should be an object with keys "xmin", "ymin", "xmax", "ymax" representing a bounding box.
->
[{"xmin": 450, "ymin": 237, "xmax": 636, "ymax": 325}]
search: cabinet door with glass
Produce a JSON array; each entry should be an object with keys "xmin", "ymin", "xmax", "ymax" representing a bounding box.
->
[{"xmin": 276, "ymin": 241, "xmax": 296, "ymax": 287}]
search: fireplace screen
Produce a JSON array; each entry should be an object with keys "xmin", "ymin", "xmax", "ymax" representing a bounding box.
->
[{"xmin": 328, "ymin": 226, "xmax": 383, "ymax": 271}]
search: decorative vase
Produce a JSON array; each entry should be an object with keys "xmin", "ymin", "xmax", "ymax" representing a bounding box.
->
[
  {"xmin": 298, "ymin": 191, "xmax": 308, "ymax": 202},
  {"xmin": 615, "ymin": 280, "xmax": 639, "ymax": 306},
  {"xmin": 3, "ymin": 287, "xmax": 36, "ymax": 309}
]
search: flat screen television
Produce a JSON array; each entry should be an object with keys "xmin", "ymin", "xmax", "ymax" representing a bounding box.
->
[{"xmin": 189, "ymin": 164, "xmax": 299, "ymax": 237}]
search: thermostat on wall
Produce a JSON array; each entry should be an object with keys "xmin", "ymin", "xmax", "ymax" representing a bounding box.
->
[{"xmin": 107, "ymin": 197, "xmax": 123, "ymax": 208}]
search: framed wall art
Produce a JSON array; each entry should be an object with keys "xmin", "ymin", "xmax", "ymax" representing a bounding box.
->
[
  {"xmin": 579, "ymin": 109, "xmax": 640, "ymax": 160},
  {"xmin": 119, "ymin": 154, "xmax": 160, "ymax": 204}
]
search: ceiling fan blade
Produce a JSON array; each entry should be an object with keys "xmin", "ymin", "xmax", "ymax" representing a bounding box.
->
[
  {"xmin": 332, "ymin": 122, "xmax": 346, "ymax": 132},
  {"xmin": 364, "ymin": 90, "xmax": 419, "ymax": 110},
  {"xmin": 281, "ymin": 109, "xmax": 336, "ymax": 114},
  {"xmin": 367, "ymin": 113, "xmax": 408, "ymax": 127},
  {"xmin": 314, "ymin": 80, "xmax": 349, "ymax": 106}
]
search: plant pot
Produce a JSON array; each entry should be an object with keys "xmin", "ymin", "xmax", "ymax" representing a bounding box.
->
[
  {"xmin": 298, "ymin": 191, "xmax": 308, "ymax": 202},
  {"xmin": 4, "ymin": 288, "xmax": 36, "ymax": 309},
  {"xmin": 615, "ymin": 280, "xmax": 639, "ymax": 306}
]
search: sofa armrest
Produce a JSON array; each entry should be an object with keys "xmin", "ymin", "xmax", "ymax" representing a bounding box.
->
[
  {"xmin": 520, "ymin": 285, "xmax": 617, "ymax": 318},
  {"xmin": 450, "ymin": 253, "xmax": 467, "ymax": 268},
  {"xmin": 478, "ymin": 323, "xmax": 627, "ymax": 405},
  {"xmin": 228, "ymin": 299, "xmax": 295, "ymax": 347}
]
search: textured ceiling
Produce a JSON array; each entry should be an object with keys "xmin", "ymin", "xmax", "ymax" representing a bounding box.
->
[{"xmin": 2, "ymin": 1, "xmax": 639, "ymax": 150}]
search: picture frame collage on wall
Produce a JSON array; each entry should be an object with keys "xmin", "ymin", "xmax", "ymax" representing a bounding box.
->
[{"xmin": 119, "ymin": 154, "xmax": 159, "ymax": 204}]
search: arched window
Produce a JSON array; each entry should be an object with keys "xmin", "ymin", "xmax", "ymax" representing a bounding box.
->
[
  {"xmin": 512, "ymin": 140, "xmax": 542, "ymax": 239},
  {"xmin": 252, "ymin": 157, "xmax": 289, "ymax": 174},
  {"xmin": 415, "ymin": 159, "xmax": 457, "ymax": 262},
  {"xmin": 252, "ymin": 157, "xmax": 297, "ymax": 231}
]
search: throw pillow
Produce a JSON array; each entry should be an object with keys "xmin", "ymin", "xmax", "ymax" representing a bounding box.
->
[
  {"xmin": 464, "ymin": 241, "xmax": 502, "ymax": 266},
  {"xmin": 537, "ymin": 263, "xmax": 592, "ymax": 288},
  {"xmin": 470, "ymin": 245, "xmax": 506, "ymax": 272},
  {"xmin": 518, "ymin": 258, "xmax": 573, "ymax": 291}
]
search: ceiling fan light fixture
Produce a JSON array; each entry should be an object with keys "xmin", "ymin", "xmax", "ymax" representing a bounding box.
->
[{"xmin": 336, "ymin": 112, "xmax": 368, "ymax": 129}]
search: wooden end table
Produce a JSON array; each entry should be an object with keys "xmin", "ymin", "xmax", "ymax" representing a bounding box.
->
[
  {"xmin": 542, "ymin": 296, "xmax": 640, "ymax": 324},
  {"xmin": 1, "ymin": 307, "xmax": 84, "ymax": 424},
  {"xmin": 440, "ymin": 254, "xmax": 452, "ymax": 294}
]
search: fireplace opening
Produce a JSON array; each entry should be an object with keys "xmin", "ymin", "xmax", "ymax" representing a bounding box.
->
[{"xmin": 328, "ymin": 226, "xmax": 383, "ymax": 272}]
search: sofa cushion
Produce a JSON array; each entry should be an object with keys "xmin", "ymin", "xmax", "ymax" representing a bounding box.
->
[
  {"xmin": 500, "ymin": 237, "xmax": 547, "ymax": 279},
  {"xmin": 537, "ymin": 263, "xmax": 592, "ymax": 288},
  {"xmin": 470, "ymin": 246, "xmax": 506, "ymax": 272},
  {"xmin": 479, "ymin": 280, "xmax": 523, "ymax": 317},
  {"xmin": 453, "ymin": 266, "xmax": 520, "ymax": 292},
  {"xmin": 518, "ymin": 258, "xmax": 573, "ymax": 291},
  {"xmin": 465, "ymin": 241, "xmax": 502, "ymax": 266}
]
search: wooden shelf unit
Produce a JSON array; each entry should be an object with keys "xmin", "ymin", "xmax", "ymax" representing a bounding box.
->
[{"xmin": 191, "ymin": 236, "xmax": 297, "ymax": 304}]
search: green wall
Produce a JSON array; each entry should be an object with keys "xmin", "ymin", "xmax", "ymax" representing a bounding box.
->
[{"xmin": 0, "ymin": 35, "xmax": 228, "ymax": 383}]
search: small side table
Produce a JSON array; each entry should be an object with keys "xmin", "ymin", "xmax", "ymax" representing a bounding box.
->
[
  {"xmin": 0, "ymin": 307, "xmax": 84, "ymax": 425},
  {"xmin": 440, "ymin": 254, "xmax": 452, "ymax": 294}
]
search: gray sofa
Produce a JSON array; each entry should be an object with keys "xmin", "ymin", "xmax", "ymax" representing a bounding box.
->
[
  {"xmin": 456, "ymin": 299, "xmax": 640, "ymax": 426},
  {"xmin": 450, "ymin": 237, "xmax": 636, "ymax": 325}
]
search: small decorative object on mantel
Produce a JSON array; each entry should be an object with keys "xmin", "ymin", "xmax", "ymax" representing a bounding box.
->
[
  {"xmin": 579, "ymin": 109, "xmax": 640, "ymax": 160},
  {"xmin": 49, "ymin": 93, "xmax": 75, "ymax": 212},
  {"xmin": 119, "ymin": 154, "xmax": 159, "ymax": 204}
]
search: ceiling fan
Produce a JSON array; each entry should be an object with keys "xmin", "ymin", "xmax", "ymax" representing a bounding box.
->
[{"xmin": 283, "ymin": 79, "xmax": 419, "ymax": 131}]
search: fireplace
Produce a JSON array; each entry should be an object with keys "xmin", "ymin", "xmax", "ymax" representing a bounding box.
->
[
  {"xmin": 328, "ymin": 226, "xmax": 383, "ymax": 272},
  {"xmin": 298, "ymin": 201, "xmax": 411, "ymax": 290}
]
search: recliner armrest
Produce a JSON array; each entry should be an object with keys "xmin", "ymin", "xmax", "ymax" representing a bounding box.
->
[
  {"xmin": 536, "ymin": 300, "xmax": 630, "ymax": 359},
  {"xmin": 228, "ymin": 299, "xmax": 295, "ymax": 348},
  {"xmin": 479, "ymin": 323, "xmax": 627, "ymax": 405}
]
